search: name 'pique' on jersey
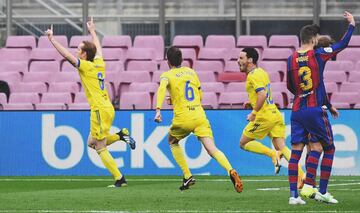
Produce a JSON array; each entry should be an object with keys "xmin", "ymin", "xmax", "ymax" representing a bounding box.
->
[{"xmin": 287, "ymin": 25, "xmax": 354, "ymax": 112}]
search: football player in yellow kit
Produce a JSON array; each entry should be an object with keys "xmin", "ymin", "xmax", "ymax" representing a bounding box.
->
[
  {"xmin": 238, "ymin": 48, "xmax": 305, "ymax": 188},
  {"xmin": 45, "ymin": 18, "xmax": 135, "ymax": 187},
  {"xmin": 154, "ymin": 47, "xmax": 243, "ymax": 192}
]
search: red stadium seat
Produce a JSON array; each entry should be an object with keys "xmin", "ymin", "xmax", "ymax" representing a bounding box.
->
[{"xmin": 217, "ymin": 72, "xmax": 246, "ymax": 82}]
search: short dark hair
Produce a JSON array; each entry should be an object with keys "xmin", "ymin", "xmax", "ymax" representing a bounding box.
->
[
  {"xmin": 166, "ymin": 46, "xmax": 182, "ymax": 67},
  {"xmin": 300, "ymin": 24, "xmax": 320, "ymax": 44},
  {"xmin": 242, "ymin": 48, "xmax": 259, "ymax": 64},
  {"xmin": 81, "ymin": 41, "xmax": 97, "ymax": 62}
]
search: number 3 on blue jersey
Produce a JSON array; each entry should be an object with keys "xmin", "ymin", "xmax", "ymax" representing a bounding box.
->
[{"xmin": 185, "ymin": 80, "xmax": 195, "ymax": 101}]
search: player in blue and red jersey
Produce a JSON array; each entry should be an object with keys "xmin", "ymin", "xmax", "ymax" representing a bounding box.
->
[{"xmin": 287, "ymin": 11, "xmax": 355, "ymax": 205}]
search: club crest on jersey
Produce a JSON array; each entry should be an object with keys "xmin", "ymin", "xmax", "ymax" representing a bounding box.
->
[{"xmin": 324, "ymin": 47, "xmax": 333, "ymax": 53}]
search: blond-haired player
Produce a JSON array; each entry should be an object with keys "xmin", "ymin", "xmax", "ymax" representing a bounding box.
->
[{"xmin": 45, "ymin": 18, "xmax": 135, "ymax": 187}]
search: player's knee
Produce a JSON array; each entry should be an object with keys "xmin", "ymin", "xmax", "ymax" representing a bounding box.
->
[
  {"xmin": 324, "ymin": 143, "xmax": 335, "ymax": 154},
  {"xmin": 87, "ymin": 140, "xmax": 96, "ymax": 150},
  {"xmin": 239, "ymin": 140, "xmax": 247, "ymax": 149},
  {"xmin": 311, "ymin": 144, "xmax": 323, "ymax": 153}
]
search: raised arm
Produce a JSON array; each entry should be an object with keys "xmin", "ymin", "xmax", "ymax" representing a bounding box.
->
[
  {"xmin": 316, "ymin": 11, "xmax": 355, "ymax": 60},
  {"xmin": 87, "ymin": 17, "xmax": 102, "ymax": 58},
  {"xmin": 45, "ymin": 25, "xmax": 78, "ymax": 67}
]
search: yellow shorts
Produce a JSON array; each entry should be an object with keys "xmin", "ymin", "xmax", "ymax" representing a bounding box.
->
[
  {"xmin": 90, "ymin": 107, "xmax": 115, "ymax": 140},
  {"xmin": 243, "ymin": 109, "xmax": 285, "ymax": 140},
  {"xmin": 170, "ymin": 116, "xmax": 213, "ymax": 140}
]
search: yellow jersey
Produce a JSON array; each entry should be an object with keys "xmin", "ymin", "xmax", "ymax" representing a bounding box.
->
[
  {"xmin": 245, "ymin": 67, "xmax": 277, "ymax": 115},
  {"xmin": 157, "ymin": 66, "xmax": 206, "ymax": 119},
  {"xmin": 77, "ymin": 57, "xmax": 113, "ymax": 110}
]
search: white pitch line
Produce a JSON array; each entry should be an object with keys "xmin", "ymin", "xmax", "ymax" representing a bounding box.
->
[
  {"xmin": 0, "ymin": 210, "xmax": 357, "ymax": 213},
  {"xmin": 257, "ymin": 182, "xmax": 360, "ymax": 191},
  {"xmin": 0, "ymin": 178, "xmax": 359, "ymax": 182}
]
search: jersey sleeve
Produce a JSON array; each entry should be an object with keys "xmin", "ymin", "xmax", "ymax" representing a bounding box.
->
[
  {"xmin": 315, "ymin": 24, "xmax": 355, "ymax": 62},
  {"xmin": 249, "ymin": 72, "xmax": 266, "ymax": 93},
  {"xmin": 156, "ymin": 73, "xmax": 169, "ymax": 109},
  {"xmin": 77, "ymin": 59, "xmax": 90, "ymax": 73}
]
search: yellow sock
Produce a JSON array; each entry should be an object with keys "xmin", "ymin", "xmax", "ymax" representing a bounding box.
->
[
  {"xmin": 212, "ymin": 150, "xmax": 233, "ymax": 174},
  {"xmin": 280, "ymin": 146, "xmax": 305, "ymax": 178},
  {"xmin": 170, "ymin": 144, "xmax": 192, "ymax": 179},
  {"xmin": 244, "ymin": 140, "xmax": 275, "ymax": 158},
  {"xmin": 97, "ymin": 148, "xmax": 122, "ymax": 180},
  {"xmin": 280, "ymin": 146, "xmax": 291, "ymax": 161},
  {"xmin": 106, "ymin": 134, "xmax": 120, "ymax": 146}
]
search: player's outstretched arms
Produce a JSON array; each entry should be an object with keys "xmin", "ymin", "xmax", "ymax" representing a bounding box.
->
[
  {"xmin": 87, "ymin": 17, "xmax": 102, "ymax": 57},
  {"xmin": 45, "ymin": 25, "xmax": 78, "ymax": 67}
]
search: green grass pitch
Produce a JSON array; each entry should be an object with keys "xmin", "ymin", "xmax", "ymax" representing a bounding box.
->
[{"xmin": 0, "ymin": 176, "xmax": 359, "ymax": 212}]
